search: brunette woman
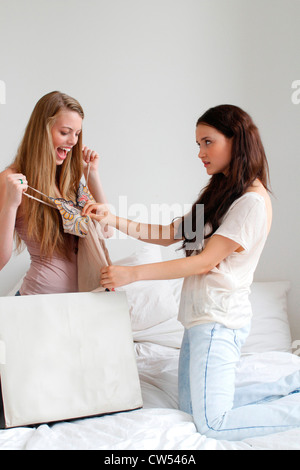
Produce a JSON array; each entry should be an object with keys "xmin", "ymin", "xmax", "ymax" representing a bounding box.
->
[{"xmin": 83, "ymin": 104, "xmax": 300, "ymax": 440}]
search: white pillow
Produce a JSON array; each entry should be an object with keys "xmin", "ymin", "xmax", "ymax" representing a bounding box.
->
[
  {"xmin": 115, "ymin": 245, "xmax": 179, "ymax": 331},
  {"xmin": 167, "ymin": 279, "xmax": 292, "ymax": 354},
  {"xmin": 242, "ymin": 281, "xmax": 292, "ymax": 354},
  {"xmin": 113, "ymin": 244, "xmax": 163, "ymax": 268}
]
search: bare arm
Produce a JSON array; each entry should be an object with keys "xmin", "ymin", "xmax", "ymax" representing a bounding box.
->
[
  {"xmin": 82, "ymin": 147, "xmax": 113, "ymax": 238},
  {"xmin": 0, "ymin": 170, "xmax": 28, "ymax": 270},
  {"xmin": 86, "ymin": 169, "xmax": 109, "ymax": 204},
  {"xmin": 82, "ymin": 202, "xmax": 183, "ymax": 247},
  {"xmin": 99, "ymin": 234, "xmax": 241, "ymax": 289}
]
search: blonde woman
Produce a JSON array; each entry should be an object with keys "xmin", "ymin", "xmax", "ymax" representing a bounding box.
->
[{"xmin": 0, "ymin": 91, "xmax": 112, "ymax": 295}]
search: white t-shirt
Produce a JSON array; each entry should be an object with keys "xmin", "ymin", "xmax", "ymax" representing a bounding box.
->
[{"xmin": 178, "ymin": 192, "xmax": 268, "ymax": 330}]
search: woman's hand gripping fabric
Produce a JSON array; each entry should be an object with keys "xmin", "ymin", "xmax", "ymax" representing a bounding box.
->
[
  {"xmin": 100, "ymin": 265, "xmax": 137, "ymax": 289},
  {"xmin": 82, "ymin": 202, "xmax": 112, "ymax": 226}
]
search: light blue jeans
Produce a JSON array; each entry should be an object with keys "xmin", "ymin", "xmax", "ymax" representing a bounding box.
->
[{"xmin": 178, "ymin": 322, "xmax": 300, "ymax": 441}]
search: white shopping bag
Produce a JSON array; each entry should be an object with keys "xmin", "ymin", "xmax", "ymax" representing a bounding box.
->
[{"xmin": 0, "ymin": 292, "xmax": 143, "ymax": 429}]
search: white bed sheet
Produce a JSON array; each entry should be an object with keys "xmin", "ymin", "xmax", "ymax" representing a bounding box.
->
[{"xmin": 1, "ymin": 334, "xmax": 300, "ymax": 450}]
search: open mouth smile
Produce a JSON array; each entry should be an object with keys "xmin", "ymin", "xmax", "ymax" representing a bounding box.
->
[{"xmin": 56, "ymin": 147, "xmax": 72, "ymax": 160}]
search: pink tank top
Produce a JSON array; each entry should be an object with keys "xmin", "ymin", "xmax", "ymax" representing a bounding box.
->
[{"xmin": 15, "ymin": 216, "xmax": 78, "ymax": 295}]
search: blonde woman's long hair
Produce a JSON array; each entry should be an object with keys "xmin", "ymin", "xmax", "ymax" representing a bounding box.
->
[{"xmin": 13, "ymin": 91, "xmax": 85, "ymax": 259}]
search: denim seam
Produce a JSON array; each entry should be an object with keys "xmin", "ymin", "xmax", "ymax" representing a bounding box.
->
[
  {"xmin": 203, "ymin": 324, "xmax": 216, "ymax": 432},
  {"xmin": 186, "ymin": 329, "xmax": 193, "ymax": 416}
]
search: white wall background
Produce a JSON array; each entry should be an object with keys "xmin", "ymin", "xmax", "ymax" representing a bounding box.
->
[{"xmin": 0, "ymin": 0, "xmax": 299, "ymax": 337}]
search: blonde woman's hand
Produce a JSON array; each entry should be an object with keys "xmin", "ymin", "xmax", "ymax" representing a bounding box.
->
[
  {"xmin": 4, "ymin": 172, "xmax": 28, "ymax": 209},
  {"xmin": 82, "ymin": 146, "xmax": 100, "ymax": 173}
]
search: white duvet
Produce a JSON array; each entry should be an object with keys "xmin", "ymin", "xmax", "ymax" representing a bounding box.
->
[{"xmin": 1, "ymin": 334, "xmax": 300, "ymax": 450}]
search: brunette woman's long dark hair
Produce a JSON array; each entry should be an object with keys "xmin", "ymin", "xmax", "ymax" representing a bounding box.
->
[{"xmin": 180, "ymin": 104, "xmax": 271, "ymax": 256}]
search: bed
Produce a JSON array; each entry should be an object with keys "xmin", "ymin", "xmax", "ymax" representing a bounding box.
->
[{"xmin": 1, "ymin": 245, "xmax": 300, "ymax": 450}]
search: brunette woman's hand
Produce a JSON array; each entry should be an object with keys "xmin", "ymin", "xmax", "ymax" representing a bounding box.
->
[
  {"xmin": 100, "ymin": 265, "xmax": 137, "ymax": 289},
  {"xmin": 82, "ymin": 202, "xmax": 114, "ymax": 226}
]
